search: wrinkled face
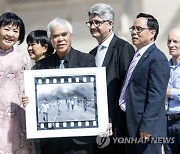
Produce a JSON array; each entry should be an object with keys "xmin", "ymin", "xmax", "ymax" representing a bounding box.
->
[
  {"xmin": 27, "ymin": 42, "xmax": 47, "ymax": 62},
  {"xmin": 88, "ymin": 15, "xmax": 113, "ymax": 43},
  {"xmin": 0, "ymin": 23, "xmax": 20, "ymax": 50},
  {"xmin": 167, "ymin": 29, "xmax": 180, "ymax": 58},
  {"xmin": 50, "ymin": 25, "xmax": 72, "ymax": 58},
  {"xmin": 130, "ymin": 17, "xmax": 155, "ymax": 49}
]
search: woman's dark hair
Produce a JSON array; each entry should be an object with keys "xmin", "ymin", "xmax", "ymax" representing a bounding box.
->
[
  {"xmin": 26, "ymin": 30, "xmax": 54, "ymax": 56},
  {"xmin": 0, "ymin": 12, "xmax": 25, "ymax": 44},
  {"xmin": 137, "ymin": 13, "xmax": 159, "ymax": 41}
]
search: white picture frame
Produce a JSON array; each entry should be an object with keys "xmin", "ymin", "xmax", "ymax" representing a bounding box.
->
[{"xmin": 24, "ymin": 67, "xmax": 109, "ymax": 139}]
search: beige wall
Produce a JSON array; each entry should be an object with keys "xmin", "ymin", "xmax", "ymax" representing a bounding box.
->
[
  {"xmin": 0, "ymin": 0, "xmax": 128, "ymax": 53},
  {"xmin": 143, "ymin": 0, "xmax": 180, "ymax": 59}
]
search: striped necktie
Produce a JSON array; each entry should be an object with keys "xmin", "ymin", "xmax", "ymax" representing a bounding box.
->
[{"xmin": 119, "ymin": 51, "xmax": 140, "ymax": 111}]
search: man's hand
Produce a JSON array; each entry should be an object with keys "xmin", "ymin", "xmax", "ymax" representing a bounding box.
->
[
  {"xmin": 99, "ymin": 123, "xmax": 113, "ymax": 137},
  {"xmin": 106, "ymin": 123, "xmax": 113, "ymax": 136},
  {"xmin": 166, "ymin": 87, "xmax": 171, "ymax": 97},
  {"xmin": 140, "ymin": 131, "xmax": 151, "ymax": 140}
]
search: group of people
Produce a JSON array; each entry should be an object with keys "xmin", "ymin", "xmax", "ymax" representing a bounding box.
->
[{"xmin": 0, "ymin": 2, "xmax": 179, "ymax": 154}]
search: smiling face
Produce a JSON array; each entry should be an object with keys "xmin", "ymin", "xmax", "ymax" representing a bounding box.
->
[
  {"xmin": 50, "ymin": 25, "xmax": 72, "ymax": 58},
  {"xmin": 0, "ymin": 23, "xmax": 20, "ymax": 51},
  {"xmin": 27, "ymin": 42, "xmax": 47, "ymax": 62},
  {"xmin": 167, "ymin": 28, "xmax": 180, "ymax": 59},
  {"xmin": 130, "ymin": 17, "xmax": 155, "ymax": 49}
]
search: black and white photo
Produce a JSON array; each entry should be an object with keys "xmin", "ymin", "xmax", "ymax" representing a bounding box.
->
[{"xmin": 24, "ymin": 67, "xmax": 109, "ymax": 138}]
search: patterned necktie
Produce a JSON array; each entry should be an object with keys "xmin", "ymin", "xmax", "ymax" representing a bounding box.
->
[
  {"xmin": 59, "ymin": 60, "xmax": 65, "ymax": 69},
  {"xmin": 119, "ymin": 51, "xmax": 140, "ymax": 111}
]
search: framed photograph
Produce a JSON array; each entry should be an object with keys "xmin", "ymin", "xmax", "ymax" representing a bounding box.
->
[{"xmin": 24, "ymin": 67, "xmax": 109, "ymax": 139}]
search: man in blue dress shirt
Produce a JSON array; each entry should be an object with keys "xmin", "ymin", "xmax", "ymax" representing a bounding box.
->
[{"xmin": 165, "ymin": 27, "xmax": 180, "ymax": 154}]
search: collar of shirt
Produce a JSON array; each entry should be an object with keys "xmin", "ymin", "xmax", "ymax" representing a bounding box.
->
[
  {"xmin": 99, "ymin": 33, "xmax": 114, "ymax": 49},
  {"xmin": 169, "ymin": 59, "xmax": 180, "ymax": 68},
  {"xmin": 95, "ymin": 33, "xmax": 114, "ymax": 67},
  {"xmin": 137, "ymin": 42, "xmax": 155, "ymax": 57},
  {"xmin": 0, "ymin": 47, "xmax": 13, "ymax": 54}
]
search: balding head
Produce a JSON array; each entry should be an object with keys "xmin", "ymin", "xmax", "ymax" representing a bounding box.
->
[{"xmin": 168, "ymin": 28, "xmax": 180, "ymax": 37}]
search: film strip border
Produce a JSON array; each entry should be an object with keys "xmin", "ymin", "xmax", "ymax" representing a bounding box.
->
[
  {"xmin": 38, "ymin": 120, "xmax": 98, "ymax": 130},
  {"xmin": 35, "ymin": 75, "xmax": 96, "ymax": 85}
]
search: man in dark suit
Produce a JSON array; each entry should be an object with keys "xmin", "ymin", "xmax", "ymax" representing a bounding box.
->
[
  {"xmin": 117, "ymin": 13, "xmax": 170, "ymax": 154},
  {"xmin": 35, "ymin": 18, "xmax": 96, "ymax": 154},
  {"xmin": 86, "ymin": 3, "xmax": 135, "ymax": 154}
]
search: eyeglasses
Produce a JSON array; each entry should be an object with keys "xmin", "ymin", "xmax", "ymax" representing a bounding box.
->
[
  {"xmin": 129, "ymin": 26, "xmax": 149, "ymax": 33},
  {"xmin": 86, "ymin": 20, "xmax": 109, "ymax": 28}
]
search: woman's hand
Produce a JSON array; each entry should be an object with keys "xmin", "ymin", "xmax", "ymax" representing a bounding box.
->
[{"xmin": 22, "ymin": 96, "xmax": 29, "ymax": 107}]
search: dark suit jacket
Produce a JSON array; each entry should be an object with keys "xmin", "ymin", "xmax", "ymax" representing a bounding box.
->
[
  {"xmin": 90, "ymin": 35, "xmax": 135, "ymax": 128},
  {"xmin": 35, "ymin": 47, "xmax": 96, "ymax": 69},
  {"xmin": 125, "ymin": 43, "xmax": 170, "ymax": 138}
]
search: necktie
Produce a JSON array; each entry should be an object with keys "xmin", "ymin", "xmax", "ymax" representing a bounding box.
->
[
  {"xmin": 95, "ymin": 45, "xmax": 106, "ymax": 67},
  {"xmin": 59, "ymin": 60, "xmax": 65, "ymax": 69},
  {"xmin": 119, "ymin": 51, "xmax": 140, "ymax": 111}
]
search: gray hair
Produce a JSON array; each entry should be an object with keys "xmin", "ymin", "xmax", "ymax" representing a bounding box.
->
[
  {"xmin": 88, "ymin": 3, "xmax": 114, "ymax": 21},
  {"xmin": 47, "ymin": 18, "xmax": 73, "ymax": 38}
]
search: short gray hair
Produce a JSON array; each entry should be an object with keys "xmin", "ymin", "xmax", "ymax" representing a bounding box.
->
[
  {"xmin": 88, "ymin": 3, "xmax": 114, "ymax": 21},
  {"xmin": 47, "ymin": 18, "xmax": 73, "ymax": 38}
]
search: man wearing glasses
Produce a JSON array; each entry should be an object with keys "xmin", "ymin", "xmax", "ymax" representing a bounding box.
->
[
  {"xmin": 86, "ymin": 3, "xmax": 135, "ymax": 154},
  {"xmin": 117, "ymin": 13, "xmax": 170, "ymax": 154}
]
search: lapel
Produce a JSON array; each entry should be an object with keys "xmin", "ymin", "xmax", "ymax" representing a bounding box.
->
[
  {"xmin": 102, "ymin": 35, "xmax": 117, "ymax": 67},
  {"xmin": 128, "ymin": 43, "xmax": 156, "ymax": 84},
  {"xmin": 90, "ymin": 46, "xmax": 98, "ymax": 56},
  {"xmin": 48, "ymin": 53, "xmax": 58, "ymax": 69},
  {"xmin": 68, "ymin": 48, "xmax": 79, "ymax": 68}
]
